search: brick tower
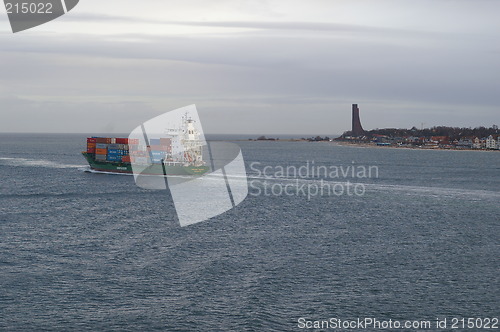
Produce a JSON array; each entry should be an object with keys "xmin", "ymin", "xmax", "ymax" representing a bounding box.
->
[{"xmin": 351, "ymin": 104, "xmax": 365, "ymax": 136}]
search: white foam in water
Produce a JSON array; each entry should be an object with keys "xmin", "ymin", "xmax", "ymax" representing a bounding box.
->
[
  {"xmin": 0, "ymin": 157, "xmax": 85, "ymax": 169},
  {"xmin": 248, "ymin": 175, "xmax": 500, "ymax": 200},
  {"xmin": 85, "ymin": 168, "xmax": 134, "ymax": 176}
]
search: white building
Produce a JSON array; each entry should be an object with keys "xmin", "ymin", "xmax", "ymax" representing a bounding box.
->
[{"xmin": 485, "ymin": 135, "xmax": 498, "ymax": 149}]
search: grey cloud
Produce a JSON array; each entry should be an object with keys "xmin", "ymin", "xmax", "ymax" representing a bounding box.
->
[
  {"xmin": 0, "ymin": 31, "xmax": 498, "ymax": 107},
  {"xmin": 65, "ymin": 13, "xmax": 415, "ymax": 34},
  {"xmin": 0, "ymin": 96, "xmax": 158, "ymax": 133},
  {"xmin": 1, "ymin": 2, "xmax": 499, "ymax": 134}
]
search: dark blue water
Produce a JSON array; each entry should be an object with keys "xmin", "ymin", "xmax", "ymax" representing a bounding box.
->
[{"xmin": 1, "ymin": 134, "xmax": 499, "ymax": 331}]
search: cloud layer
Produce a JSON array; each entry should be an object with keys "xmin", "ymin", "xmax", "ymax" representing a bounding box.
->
[{"xmin": 0, "ymin": 0, "xmax": 499, "ymax": 134}]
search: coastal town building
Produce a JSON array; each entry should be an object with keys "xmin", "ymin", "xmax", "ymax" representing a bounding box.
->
[
  {"xmin": 486, "ymin": 135, "xmax": 498, "ymax": 149},
  {"xmin": 473, "ymin": 137, "xmax": 482, "ymax": 149},
  {"xmin": 457, "ymin": 138, "xmax": 473, "ymax": 148}
]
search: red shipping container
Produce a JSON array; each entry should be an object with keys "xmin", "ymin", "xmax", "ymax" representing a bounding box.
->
[
  {"xmin": 87, "ymin": 148, "xmax": 96, "ymax": 153},
  {"xmin": 128, "ymin": 138, "xmax": 140, "ymax": 145},
  {"xmin": 122, "ymin": 155, "xmax": 131, "ymax": 163},
  {"xmin": 95, "ymin": 137, "xmax": 113, "ymax": 144},
  {"xmin": 87, "ymin": 137, "xmax": 97, "ymax": 143},
  {"xmin": 115, "ymin": 138, "xmax": 129, "ymax": 144},
  {"xmin": 160, "ymin": 138, "xmax": 172, "ymax": 146}
]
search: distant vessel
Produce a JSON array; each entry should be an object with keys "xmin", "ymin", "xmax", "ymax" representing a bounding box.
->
[{"xmin": 82, "ymin": 116, "xmax": 210, "ymax": 175}]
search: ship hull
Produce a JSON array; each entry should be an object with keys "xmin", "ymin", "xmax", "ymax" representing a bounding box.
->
[{"xmin": 82, "ymin": 152, "xmax": 209, "ymax": 176}]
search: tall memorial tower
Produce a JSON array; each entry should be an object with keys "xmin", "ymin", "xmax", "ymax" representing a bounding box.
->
[{"xmin": 352, "ymin": 104, "xmax": 365, "ymax": 136}]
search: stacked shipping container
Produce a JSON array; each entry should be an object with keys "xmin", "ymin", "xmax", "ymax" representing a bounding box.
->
[
  {"xmin": 86, "ymin": 137, "xmax": 172, "ymax": 164},
  {"xmin": 95, "ymin": 142, "xmax": 108, "ymax": 161},
  {"xmin": 86, "ymin": 137, "xmax": 96, "ymax": 153}
]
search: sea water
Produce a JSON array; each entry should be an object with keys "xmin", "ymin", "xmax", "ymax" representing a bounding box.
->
[{"xmin": 0, "ymin": 134, "xmax": 498, "ymax": 331}]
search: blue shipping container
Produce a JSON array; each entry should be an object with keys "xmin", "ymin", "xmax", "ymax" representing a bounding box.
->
[
  {"xmin": 151, "ymin": 151, "xmax": 165, "ymax": 156},
  {"xmin": 107, "ymin": 155, "xmax": 122, "ymax": 161}
]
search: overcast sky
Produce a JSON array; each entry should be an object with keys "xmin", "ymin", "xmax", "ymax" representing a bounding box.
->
[{"xmin": 0, "ymin": 0, "xmax": 498, "ymax": 135}]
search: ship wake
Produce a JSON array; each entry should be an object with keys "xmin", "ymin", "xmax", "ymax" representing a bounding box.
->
[{"xmin": 0, "ymin": 157, "xmax": 85, "ymax": 169}]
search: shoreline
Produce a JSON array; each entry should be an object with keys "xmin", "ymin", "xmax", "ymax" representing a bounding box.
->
[
  {"xmin": 331, "ymin": 141, "xmax": 499, "ymax": 152},
  {"xmin": 222, "ymin": 139, "xmax": 499, "ymax": 152}
]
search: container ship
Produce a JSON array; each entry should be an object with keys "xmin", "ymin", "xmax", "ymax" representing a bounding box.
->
[{"xmin": 82, "ymin": 118, "xmax": 210, "ymax": 176}]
